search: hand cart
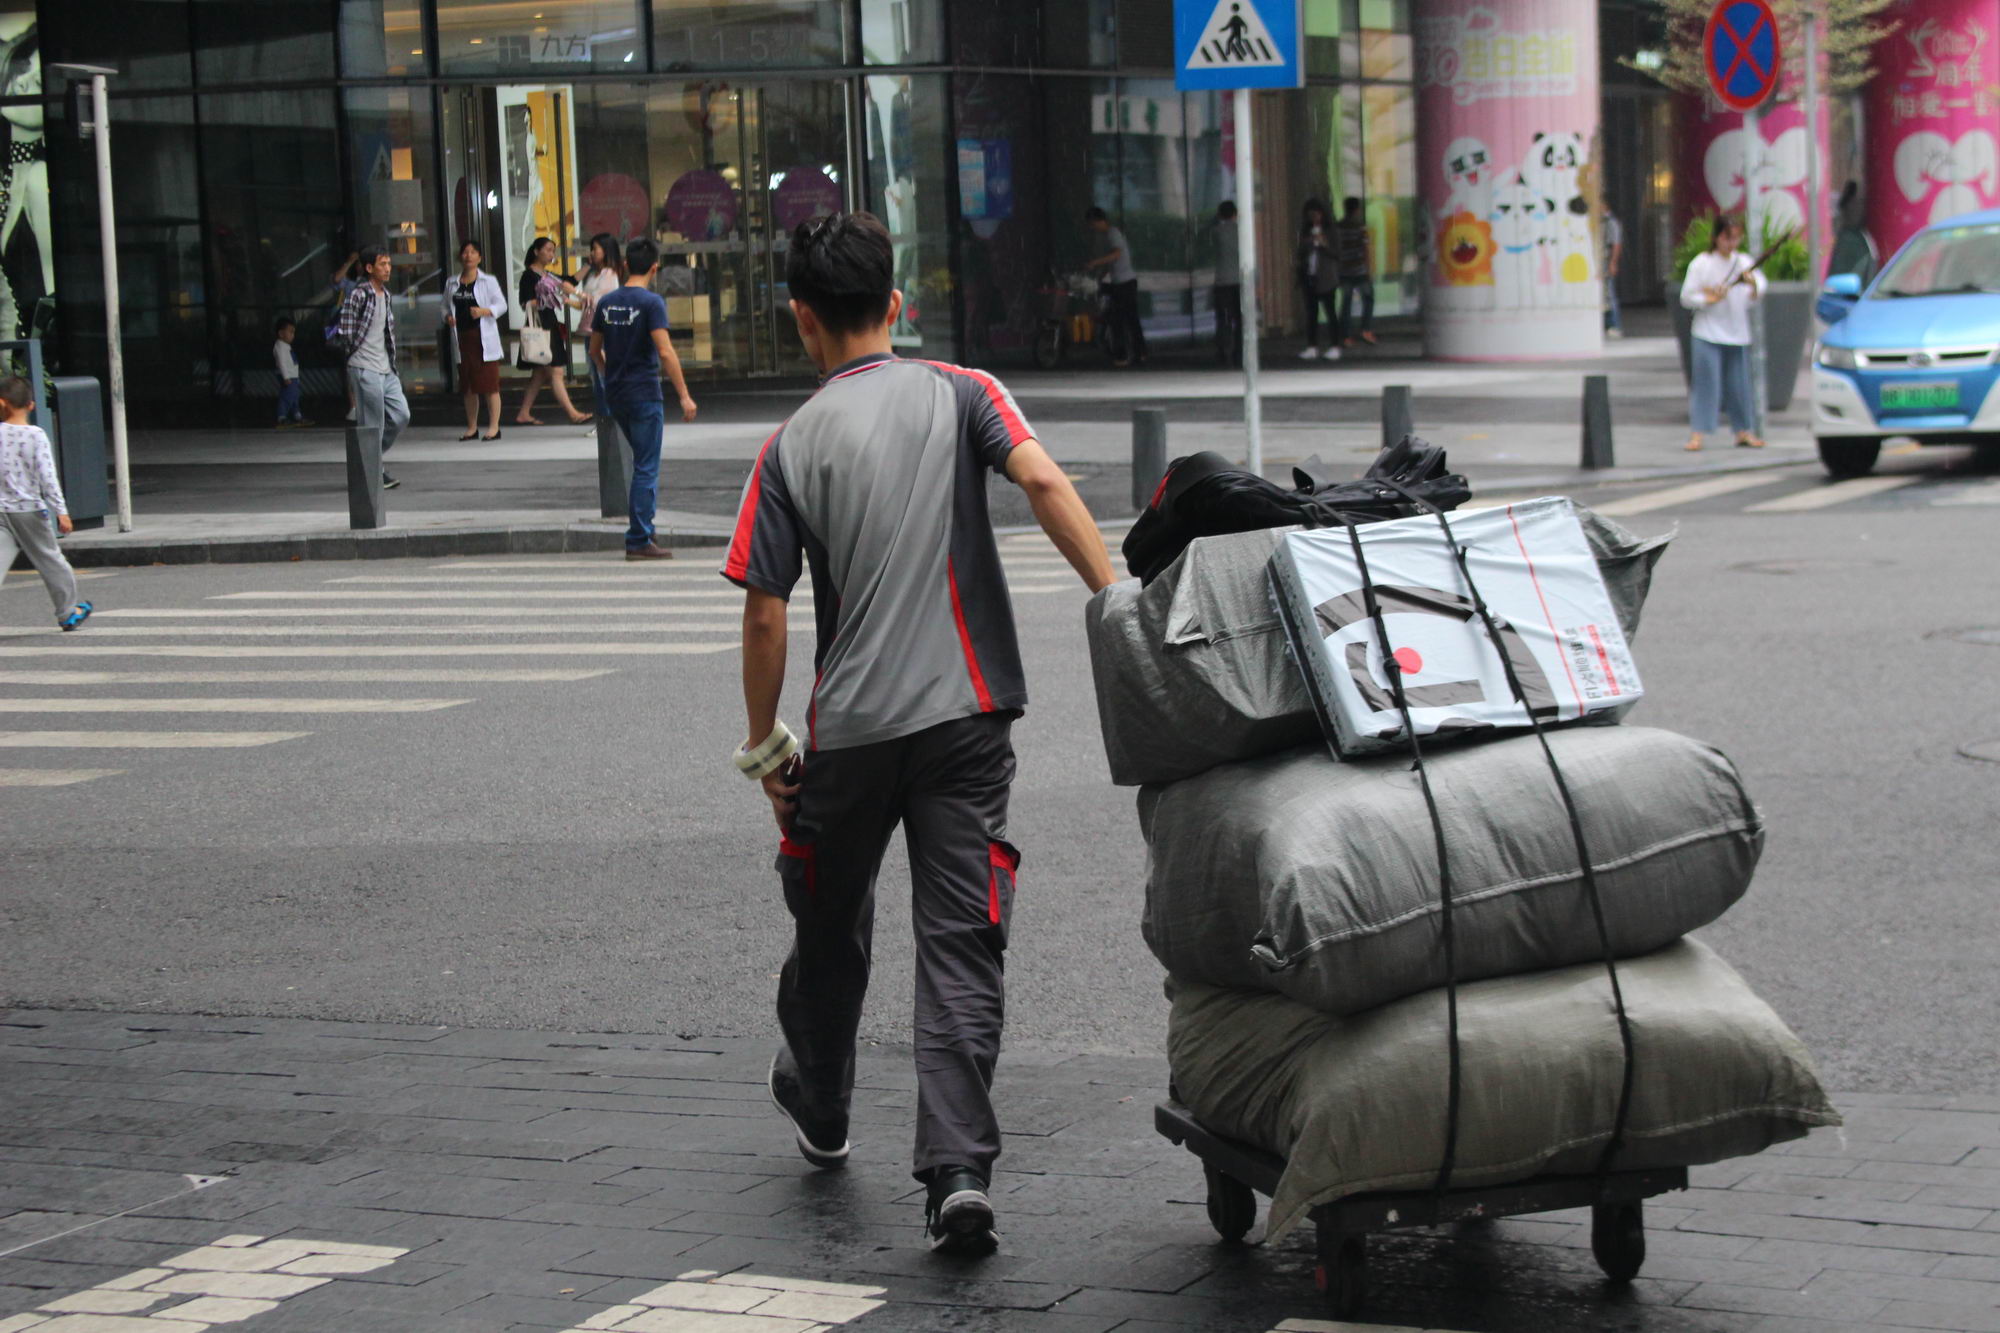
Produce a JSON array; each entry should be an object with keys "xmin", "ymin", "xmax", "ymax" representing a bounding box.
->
[{"xmin": 1157, "ymin": 1099, "xmax": 1687, "ymax": 1317}]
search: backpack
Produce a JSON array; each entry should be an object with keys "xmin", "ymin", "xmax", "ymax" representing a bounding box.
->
[{"xmin": 1121, "ymin": 437, "xmax": 1471, "ymax": 585}]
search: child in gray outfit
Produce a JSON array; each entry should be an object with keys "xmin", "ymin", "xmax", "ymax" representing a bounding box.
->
[{"xmin": 0, "ymin": 374, "xmax": 91, "ymax": 629}]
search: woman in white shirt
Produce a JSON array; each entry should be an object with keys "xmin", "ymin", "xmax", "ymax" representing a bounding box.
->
[
  {"xmin": 444, "ymin": 240, "xmax": 509, "ymax": 441},
  {"xmin": 1680, "ymin": 217, "xmax": 1766, "ymax": 451},
  {"xmin": 577, "ymin": 233, "xmax": 624, "ymax": 416}
]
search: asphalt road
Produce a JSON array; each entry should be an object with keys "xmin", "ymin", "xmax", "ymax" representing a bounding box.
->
[{"xmin": 3, "ymin": 445, "xmax": 1997, "ymax": 1101}]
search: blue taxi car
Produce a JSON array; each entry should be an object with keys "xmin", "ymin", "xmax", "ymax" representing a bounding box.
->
[{"xmin": 1811, "ymin": 209, "xmax": 2000, "ymax": 476}]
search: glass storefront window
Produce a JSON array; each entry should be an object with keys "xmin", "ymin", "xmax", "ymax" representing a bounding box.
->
[
  {"xmin": 199, "ymin": 90, "xmax": 346, "ymax": 410},
  {"xmin": 653, "ymin": 1, "xmax": 846, "ymax": 70},
  {"xmin": 1044, "ymin": 0, "xmax": 1114, "ymax": 70},
  {"xmin": 435, "ymin": 0, "xmax": 642, "ymax": 74},
  {"xmin": 863, "ymin": 73, "xmax": 949, "ymax": 359},
  {"xmin": 861, "ymin": 0, "xmax": 942, "ymax": 64},
  {"xmin": 194, "ymin": 0, "xmax": 336, "ymax": 85},
  {"xmin": 1104, "ymin": 78, "xmax": 1196, "ymax": 349},
  {"xmin": 345, "ymin": 86, "xmax": 447, "ymax": 398},
  {"xmin": 954, "ymin": 72, "xmax": 1044, "ymax": 365},
  {"xmin": 43, "ymin": 1, "xmax": 193, "ymax": 90},
  {"xmin": 1358, "ymin": 0, "xmax": 1412, "ymax": 81},
  {"xmin": 1303, "ymin": 0, "xmax": 1346, "ymax": 79},
  {"xmin": 1359, "ymin": 83, "xmax": 1417, "ymax": 316},
  {"xmin": 339, "ymin": 0, "xmax": 426, "ymax": 78}
]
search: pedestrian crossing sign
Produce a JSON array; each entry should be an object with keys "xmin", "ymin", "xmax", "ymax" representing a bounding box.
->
[{"xmin": 1175, "ymin": 0, "xmax": 1302, "ymax": 91}]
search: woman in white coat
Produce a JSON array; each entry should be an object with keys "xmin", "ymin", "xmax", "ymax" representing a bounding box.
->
[
  {"xmin": 1681, "ymin": 217, "xmax": 1765, "ymax": 451},
  {"xmin": 444, "ymin": 240, "xmax": 508, "ymax": 441}
]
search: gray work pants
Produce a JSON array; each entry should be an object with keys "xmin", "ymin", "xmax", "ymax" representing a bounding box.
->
[
  {"xmin": 0, "ymin": 509, "xmax": 78, "ymax": 621},
  {"xmin": 347, "ymin": 367, "xmax": 409, "ymax": 455},
  {"xmin": 773, "ymin": 712, "xmax": 1019, "ymax": 1182}
]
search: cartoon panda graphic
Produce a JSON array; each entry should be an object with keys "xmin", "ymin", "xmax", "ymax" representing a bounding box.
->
[{"xmin": 1521, "ymin": 131, "xmax": 1595, "ymax": 307}]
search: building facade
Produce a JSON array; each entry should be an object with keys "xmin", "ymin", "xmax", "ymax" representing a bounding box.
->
[{"xmin": 8, "ymin": 1, "xmax": 1991, "ymax": 423}]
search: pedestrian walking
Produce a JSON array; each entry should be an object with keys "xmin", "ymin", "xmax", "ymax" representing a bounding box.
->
[
  {"xmin": 1335, "ymin": 196, "xmax": 1375, "ymax": 347},
  {"xmin": 444, "ymin": 239, "xmax": 507, "ymax": 441},
  {"xmin": 725, "ymin": 211, "xmax": 1114, "ymax": 1256},
  {"xmin": 1295, "ymin": 198, "xmax": 1340, "ymax": 360},
  {"xmin": 0, "ymin": 375, "xmax": 90, "ymax": 631},
  {"xmin": 272, "ymin": 317, "xmax": 311, "ymax": 428},
  {"xmin": 1082, "ymin": 206, "xmax": 1146, "ymax": 366},
  {"xmin": 577, "ymin": 232, "xmax": 624, "ymax": 417},
  {"xmin": 1211, "ymin": 201, "xmax": 1243, "ymax": 368},
  {"xmin": 1680, "ymin": 215, "xmax": 1765, "ymax": 452},
  {"xmin": 588, "ymin": 236, "xmax": 697, "ymax": 562},
  {"xmin": 1602, "ymin": 203, "xmax": 1625, "ymax": 337},
  {"xmin": 331, "ymin": 246, "xmax": 408, "ymax": 489},
  {"xmin": 514, "ymin": 236, "xmax": 593, "ymax": 427}
]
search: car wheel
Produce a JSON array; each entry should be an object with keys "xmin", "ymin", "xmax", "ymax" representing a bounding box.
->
[{"xmin": 1816, "ymin": 437, "xmax": 1881, "ymax": 477}]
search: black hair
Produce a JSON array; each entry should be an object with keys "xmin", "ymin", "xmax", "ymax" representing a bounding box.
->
[
  {"xmin": 3, "ymin": 32, "xmax": 36, "ymax": 91},
  {"xmin": 785, "ymin": 212, "xmax": 893, "ymax": 336},
  {"xmin": 624, "ymin": 236, "xmax": 660, "ymax": 275},
  {"xmin": 0, "ymin": 374, "xmax": 30, "ymax": 409},
  {"xmin": 588, "ymin": 232, "xmax": 621, "ymax": 275},
  {"xmin": 274, "ymin": 316, "xmax": 295, "ymax": 334},
  {"xmin": 1710, "ymin": 214, "xmax": 1744, "ymax": 250},
  {"xmin": 1084, "ymin": 206, "xmax": 1109, "ymax": 223},
  {"xmin": 1301, "ymin": 197, "xmax": 1329, "ymax": 230},
  {"xmin": 357, "ymin": 245, "xmax": 390, "ymax": 271},
  {"xmin": 525, "ymin": 236, "xmax": 555, "ymax": 269},
  {"xmin": 1217, "ymin": 200, "xmax": 1237, "ymax": 219},
  {"xmin": 458, "ymin": 238, "xmax": 483, "ymax": 262},
  {"xmin": 1342, "ymin": 196, "xmax": 1362, "ymax": 216}
]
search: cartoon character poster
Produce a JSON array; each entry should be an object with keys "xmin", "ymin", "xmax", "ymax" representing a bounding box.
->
[
  {"xmin": 1866, "ymin": 0, "xmax": 2000, "ymax": 259},
  {"xmin": 1415, "ymin": 0, "xmax": 1603, "ymax": 358}
]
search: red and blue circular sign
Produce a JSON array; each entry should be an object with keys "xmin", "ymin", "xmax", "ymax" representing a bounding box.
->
[{"xmin": 1704, "ymin": 0, "xmax": 1781, "ymax": 111}]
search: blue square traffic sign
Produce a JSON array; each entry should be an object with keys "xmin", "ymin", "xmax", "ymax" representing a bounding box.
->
[{"xmin": 1175, "ymin": 0, "xmax": 1304, "ymax": 91}]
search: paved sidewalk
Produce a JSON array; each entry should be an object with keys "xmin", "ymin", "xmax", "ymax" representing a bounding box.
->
[{"xmin": 5, "ymin": 1009, "xmax": 1998, "ymax": 1333}]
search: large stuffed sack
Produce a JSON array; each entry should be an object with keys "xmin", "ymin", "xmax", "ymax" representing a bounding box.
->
[
  {"xmin": 1087, "ymin": 505, "xmax": 1669, "ymax": 787},
  {"xmin": 1168, "ymin": 939, "xmax": 1841, "ymax": 1241},
  {"xmin": 1140, "ymin": 726, "xmax": 1762, "ymax": 1016}
]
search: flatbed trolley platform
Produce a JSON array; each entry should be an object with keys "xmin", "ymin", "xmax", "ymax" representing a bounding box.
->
[{"xmin": 1157, "ymin": 1099, "xmax": 1688, "ymax": 1316}]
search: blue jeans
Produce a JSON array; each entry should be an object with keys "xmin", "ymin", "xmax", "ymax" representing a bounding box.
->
[
  {"xmin": 613, "ymin": 398, "xmax": 665, "ymax": 549},
  {"xmin": 276, "ymin": 379, "xmax": 303, "ymax": 422},
  {"xmin": 1604, "ymin": 274, "xmax": 1623, "ymax": 332},
  {"xmin": 1689, "ymin": 337, "xmax": 1755, "ymax": 435}
]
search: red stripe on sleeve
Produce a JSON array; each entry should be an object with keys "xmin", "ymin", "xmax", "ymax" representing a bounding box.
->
[
  {"xmin": 946, "ymin": 557, "xmax": 997, "ymax": 713},
  {"xmin": 919, "ymin": 361, "xmax": 1033, "ymax": 446},
  {"xmin": 723, "ymin": 430, "xmax": 782, "ymax": 583}
]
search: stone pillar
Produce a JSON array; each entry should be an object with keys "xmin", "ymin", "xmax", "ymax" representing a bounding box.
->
[
  {"xmin": 1866, "ymin": 0, "xmax": 2000, "ymax": 260},
  {"xmin": 1414, "ymin": 0, "xmax": 1603, "ymax": 359}
]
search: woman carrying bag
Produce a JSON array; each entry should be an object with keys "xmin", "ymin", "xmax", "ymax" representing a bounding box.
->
[
  {"xmin": 514, "ymin": 236, "xmax": 593, "ymax": 427},
  {"xmin": 1681, "ymin": 216, "xmax": 1765, "ymax": 451},
  {"xmin": 1294, "ymin": 198, "xmax": 1341, "ymax": 361},
  {"xmin": 444, "ymin": 240, "xmax": 507, "ymax": 441},
  {"xmin": 577, "ymin": 232, "xmax": 624, "ymax": 418}
]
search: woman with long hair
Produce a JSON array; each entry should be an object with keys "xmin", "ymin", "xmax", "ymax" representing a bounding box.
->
[
  {"xmin": 1294, "ymin": 198, "xmax": 1340, "ymax": 361},
  {"xmin": 1679, "ymin": 216, "xmax": 1765, "ymax": 451},
  {"xmin": 444, "ymin": 239, "xmax": 507, "ymax": 440},
  {"xmin": 514, "ymin": 236, "xmax": 592, "ymax": 427},
  {"xmin": 577, "ymin": 233, "xmax": 623, "ymax": 416}
]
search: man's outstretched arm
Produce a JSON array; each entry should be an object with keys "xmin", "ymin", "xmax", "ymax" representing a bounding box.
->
[
  {"xmin": 1005, "ymin": 438, "xmax": 1116, "ymax": 593},
  {"xmin": 741, "ymin": 587, "xmax": 798, "ymax": 827}
]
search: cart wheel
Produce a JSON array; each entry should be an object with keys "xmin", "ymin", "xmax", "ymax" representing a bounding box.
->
[
  {"xmin": 1202, "ymin": 1161, "xmax": 1257, "ymax": 1243},
  {"xmin": 1313, "ymin": 1231, "xmax": 1367, "ymax": 1317},
  {"xmin": 1591, "ymin": 1201, "xmax": 1646, "ymax": 1283}
]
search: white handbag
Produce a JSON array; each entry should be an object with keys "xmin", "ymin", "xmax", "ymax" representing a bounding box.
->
[{"xmin": 517, "ymin": 324, "xmax": 553, "ymax": 367}]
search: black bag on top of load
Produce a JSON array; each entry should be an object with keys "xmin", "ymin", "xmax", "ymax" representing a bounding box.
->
[{"xmin": 1121, "ymin": 437, "xmax": 1471, "ymax": 586}]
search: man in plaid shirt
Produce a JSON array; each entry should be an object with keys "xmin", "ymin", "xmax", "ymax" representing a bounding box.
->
[{"xmin": 332, "ymin": 247, "xmax": 407, "ymax": 490}]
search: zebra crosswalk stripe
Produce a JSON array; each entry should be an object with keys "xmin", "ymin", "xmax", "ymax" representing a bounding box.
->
[
  {"xmin": 0, "ymin": 644, "xmax": 736, "ymax": 658},
  {"xmin": 0, "ymin": 698, "xmax": 470, "ymax": 714},
  {"xmin": 1744, "ymin": 474, "xmax": 1923, "ymax": 512},
  {"xmin": 0, "ymin": 730, "xmax": 310, "ymax": 748},
  {"xmin": 0, "ymin": 767, "xmax": 125, "ymax": 786},
  {"xmin": 98, "ymin": 608, "xmax": 761, "ymax": 619},
  {"xmin": 0, "ymin": 670, "xmax": 615, "ymax": 684},
  {"xmin": 39, "ymin": 624, "xmax": 748, "ymax": 636},
  {"xmin": 1588, "ymin": 472, "xmax": 1790, "ymax": 516}
]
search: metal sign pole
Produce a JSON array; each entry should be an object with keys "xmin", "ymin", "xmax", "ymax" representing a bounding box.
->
[
  {"xmin": 1234, "ymin": 87, "xmax": 1263, "ymax": 476},
  {"xmin": 1746, "ymin": 102, "xmax": 1769, "ymax": 439},
  {"xmin": 88, "ymin": 74, "xmax": 132, "ymax": 532}
]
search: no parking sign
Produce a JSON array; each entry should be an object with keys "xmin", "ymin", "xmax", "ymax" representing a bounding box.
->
[{"xmin": 1704, "ymin": 0, "xmax": 1781, "ymax": 111}]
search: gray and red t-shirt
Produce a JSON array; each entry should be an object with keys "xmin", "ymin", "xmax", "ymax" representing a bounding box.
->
[{"xmin": 721, "ymin": 353, "xmax": 1034, "ymax": 751}]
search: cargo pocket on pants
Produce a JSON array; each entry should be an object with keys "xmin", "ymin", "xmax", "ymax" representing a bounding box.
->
[
  {"xmin": 777, "ymin": 834, "xmax": 818, "ymax": 920},
  {"xmin": 986, "ymin": 839, "xmax": 1021, "ymax": 932}
]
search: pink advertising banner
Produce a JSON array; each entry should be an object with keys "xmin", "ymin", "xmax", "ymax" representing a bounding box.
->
[
  {"xmin": 1415, "ymin": 0, "xmax": 1603, "ymax": 359},
  {"xmin": 1866, "ymin": 0, "xmax": 2000, "ymax": 259},
  {"xmin": 1676, "ymin": 91, "xmax": 1830, "ymax": 262}
]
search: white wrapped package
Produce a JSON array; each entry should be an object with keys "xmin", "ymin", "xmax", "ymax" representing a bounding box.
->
[{"xmin": 1267, "ymin": 496, "xmax": 1641, "ymax": 757}]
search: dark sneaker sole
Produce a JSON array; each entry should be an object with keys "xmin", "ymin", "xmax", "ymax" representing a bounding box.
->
[
  {"xmin": 767, "ymin": 1064, "xmax": 850, "ymax": 1170},
  {"xmin": 928, "ymin": 1190, "xmax": 998, "ymax": 1255}
]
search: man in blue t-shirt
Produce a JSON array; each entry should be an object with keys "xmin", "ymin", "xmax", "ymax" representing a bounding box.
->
[{"xmin": 589, "ymin": 237, "xmax": 698, "ymax": 560}]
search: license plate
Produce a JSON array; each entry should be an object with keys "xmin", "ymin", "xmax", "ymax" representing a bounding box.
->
[{"xmin": 1881, "ymin": 380, "xmax": 1960, "ymax": 410}]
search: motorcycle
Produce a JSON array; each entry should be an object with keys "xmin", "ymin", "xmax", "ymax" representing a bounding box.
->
[{"xmin": 1032, "ymin": 270, "xmax": 1131, "ymax": 369}]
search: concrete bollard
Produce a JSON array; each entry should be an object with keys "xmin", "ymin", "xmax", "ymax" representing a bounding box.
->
[
  {"xmin": 345, "ymin": 423, "xmax": 384, "ymax": 530},
  {"xmin": 1132, "ymin": 406, "xmax": 1168, "ymax": 510},
  {"xmin": 596, "ymin": 415, "xmax": 633, "ymax": 520},
  {"xmin": 1580, "ymin": 374, "xmax": 1615, "ymax": 469},
  {"xmin": 1381, "ymin": 384, "xmax": 1413, "ymax": 451}
]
